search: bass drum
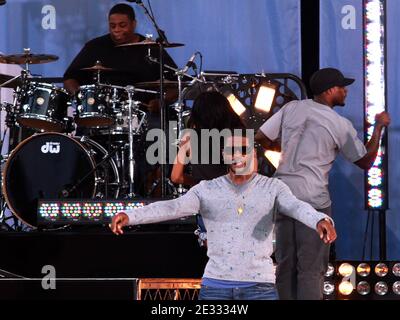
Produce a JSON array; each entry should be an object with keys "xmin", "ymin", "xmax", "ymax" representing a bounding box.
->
[{"xmin": 3, "ymin": 133, "xmax": 119, "ymax": 228}]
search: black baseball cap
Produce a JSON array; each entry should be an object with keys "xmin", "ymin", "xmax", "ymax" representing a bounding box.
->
[{"xmin": 309, "ymin": 68, "xmax": 355, "ymax": 95}]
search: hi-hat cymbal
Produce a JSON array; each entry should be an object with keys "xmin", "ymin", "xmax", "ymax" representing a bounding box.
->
[
  {"xmin": 0, "ymin": 73, "xmax": 22, "ymax": 88},
  {"xmin": 80, "ymin": 62, "xmax": 115, "ymax": 72},
  {"xmin": 117, "ymin": 41, "xmax": 184, "ymax": 48},
  {"xmin": 0, "ymin": 53, "xmax": 58, "ymax": 65}
]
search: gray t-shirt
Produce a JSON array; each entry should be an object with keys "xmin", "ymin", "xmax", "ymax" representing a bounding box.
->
[
  {"xmin": 125, "ymin": 174, "xmax": 331, "ymax": 283},
  {"xmin": 259, "ymin": 99, "xmax": 367, "ymax": 209}
]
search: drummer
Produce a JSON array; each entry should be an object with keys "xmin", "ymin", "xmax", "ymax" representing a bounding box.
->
[
  {"xmin": 63, "ymin": 3, "xmax": 178, "ymax": 115},
  {"xmin": 63, "ymin": 3, "xmax": 179, "ymax": 196}
]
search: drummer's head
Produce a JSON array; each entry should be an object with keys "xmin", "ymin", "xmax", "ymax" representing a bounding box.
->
[{"xmin": 108, "ymin": 3, "xmax": 137, "ymax": 45}]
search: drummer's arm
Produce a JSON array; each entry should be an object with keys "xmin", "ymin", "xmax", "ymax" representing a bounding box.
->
[
  {"xmin": 147, "ymin": 87, "xmax": 178, "ymax": 113},
  {"xmin": 64, "ymin": 79, "xmax": 80, "ymax": 96}
]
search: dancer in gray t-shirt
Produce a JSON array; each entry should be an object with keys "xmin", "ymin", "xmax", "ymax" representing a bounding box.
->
[{"xmin": 256, "ymin": 68, "xmax": 390, "ymax": 300}]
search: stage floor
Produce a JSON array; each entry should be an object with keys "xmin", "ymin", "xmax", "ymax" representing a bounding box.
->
[{"xmin": 0, "ymin": 229, "xmax": 208, "ymax": 299}]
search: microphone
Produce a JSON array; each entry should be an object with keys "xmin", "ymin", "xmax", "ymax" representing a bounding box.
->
[
  {"xmin": 179, "ymin": 52, "xmax": 197, "ymax": 74},
  {"xmin": 0, "ymin": 0, "xmax": 6, "ymax": 6}
]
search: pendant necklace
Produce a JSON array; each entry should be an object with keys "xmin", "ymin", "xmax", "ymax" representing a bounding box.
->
[{"xmin": 230, "ymin": 175, "xmax": 255, "ymax": 216}]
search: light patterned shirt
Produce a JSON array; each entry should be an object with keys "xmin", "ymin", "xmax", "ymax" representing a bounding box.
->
[
  {"xmin": 259, "ymin": 99, "xmax": 367, "ymax": 209},
  {"xmin": 125, "ymin": 174, "xmax": 331, "ymax": 283}
]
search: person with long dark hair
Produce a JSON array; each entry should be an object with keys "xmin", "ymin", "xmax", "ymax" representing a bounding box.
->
[{"xmin": 171, "ymin": 91, "xmax": 244, "ymax": 186}]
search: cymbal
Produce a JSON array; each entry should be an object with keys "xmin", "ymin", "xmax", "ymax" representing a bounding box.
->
[
  {"xmin": 0, "ymin": 53, "xmax": 58, "ymax": 65},
  {"xmin": 116, "ymin": 41, "xmax": 184, "ymax": 48},
  {"xmin": 0, "ymin": 73, "xmax": 22, "ymax": 89},
  {"xmin": 80, "ymin": 62, "xmax": 115, "ymax": 72},
  {"xmin": 135, "ymin": 79, "xmax": 189, "ymax": 89}
]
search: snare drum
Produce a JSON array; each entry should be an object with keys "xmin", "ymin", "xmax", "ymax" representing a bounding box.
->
[
  {"xmin": 17, "ymin": 82, "xmax": 70, "ymax": 132},
  {"xmin": 74, "ymin": 84, "xmax": 115, "ymax": 128}
]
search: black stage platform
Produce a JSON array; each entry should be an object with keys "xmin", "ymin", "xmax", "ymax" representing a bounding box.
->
[{"xmin": 0, "ymin": 228, "xmax": 208, "ymax": 299}]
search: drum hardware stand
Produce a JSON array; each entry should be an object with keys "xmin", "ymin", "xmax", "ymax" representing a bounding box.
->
[
  {"xmin": 0, "ymin": 151, "xmax": 23, "ymax": 231},
  {"xmin": 135, "ymin": 0, "xmax": 170, "ymax": 197},
  {"xmin": 147, "ymin": 175, "xmax": 179, "ymax": 198},
  {"xmin": 0, "ymin": 103, "xmax": 13, "ymax": 231},
  {"xmin": 0, "ymin": 156, "xmax": 13, "ymax": 231},
  {"xmin": 60, "ymin": 140, "xmax": 124, "ymax": 199},
  {"xmin": 99, "ymin": 83, "xmax": 155, "ymax": 199},
  {"xmin": 125, "ymin": 86, "xmax": 142, "ymax": 199}
]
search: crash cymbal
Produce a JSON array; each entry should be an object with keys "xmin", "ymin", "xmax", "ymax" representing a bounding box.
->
[
  {"xmin": 135, "ymin": 79, "xmax": 189, "ymax": 88},
  {"xmin": 0, "ymin": 53, "xmax": 58, "ymax": 65},
  {"xmin": 80, "ymin": 62, "xmax": 115, "ymax": 72},
  {"xmin": 116, "ymin": 41, "xmax": 184, "ymax": 48},
  {"xmin": 0, "ymin": 73, "xmax": 22, "ymax": 88}
]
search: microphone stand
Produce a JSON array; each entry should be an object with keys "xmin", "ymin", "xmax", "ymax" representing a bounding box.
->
[
  {"xmin": 136, "ymin": 1, "xmax": 170, "ymax": 197},
  {"xmin": 148, "ymin": 58, "xmax": 204, "ymax": 144},
  {"xmin": 147, "ymin": 57, "xmax": 205, "ymax": 197}
]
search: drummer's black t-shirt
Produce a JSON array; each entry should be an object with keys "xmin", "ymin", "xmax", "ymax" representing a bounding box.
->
[{"xmin": 63, "ymin": 33, "xmax": 177, "ymax": 102}]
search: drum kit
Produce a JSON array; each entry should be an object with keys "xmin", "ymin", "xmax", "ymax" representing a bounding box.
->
[
  {"xmin": 0, "ymin": 41, "xmax": 241, "ymax": 229},
  {"xmin": 0, "ymin": 45, "xmax": 201, "ymax": 228}
]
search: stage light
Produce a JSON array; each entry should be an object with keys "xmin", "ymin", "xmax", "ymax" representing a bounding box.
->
[
  {"xmin": 264, "ymin": 150, "xmax": 281, "ymax": 169},
  {"xmin": 357, "ymin": 281, "xmax": 371, "ymax": 295},
  {"xmin": 339, "ymin": 263, "xmax": 355, "ymax": 277},
  {"xmin": 339, "ymin": 281, "xmax": 354, "ymax": 296},
  {"xmin": 392, "ymin": 263, "xmax": 400, "ymax": 277},
  {"xmin": 38, "ymin": 199, "xmax": 157, "ymax": 226},
  {"xmin": 325, "ymin": 263, "xmax": 335, "ymax": 277},
  {"xmin": 224, "ymin": 91, "xmax": 246, "ymax": 116},
  {"xmin": 393, "ymin": 281, "xmax": 400, "ymax": 295},
  {"xmin": 364, "ymin": 0, "xmax": 388, "ymax": 210},
  {"xmin": 325, "ymin": 261, "xmax": 400, "ymax": 300},
  {"xmin": 323, "ymin": 281, "xmax": 335, "ymax": 296},
  {"xmin": 375, "ymin": 263, "xmax": 389, "ymax": 277},
  {"xmin": 374, "ymin": 281, "xmax": 388, "ymax": 296},
  {"xmin": 357, "ymin": 263, "xmax": 371, "ymax": 277},
  {"xmin": 254, "ymin": 82, "xmax": 276, "ymax": 113}
]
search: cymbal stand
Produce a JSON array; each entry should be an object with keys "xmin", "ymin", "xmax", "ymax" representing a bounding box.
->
[
  {"xmin": 0, "ymin": 104, "xmax": 23, "ymax": 231},
  {"xmin": 100, "ymin": 83, "xmax": 156, "ymax": 198},
  {"xmin": 137, "ymin": 0, "xmax": 176, "ymax": 197},
  {"xmin": 94, "ymin": 60, "xmax": 102, "ymax": 84},
  {"xmin": 125, "ymin": 86, "xmax": 140, "ymax": 198}
]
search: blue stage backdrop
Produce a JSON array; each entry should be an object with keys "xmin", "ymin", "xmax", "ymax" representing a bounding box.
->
[
  {"xmin": 0, "ymin": 0, "xmax": 301, "ymax": 78},
  {"xmin": 320, "ymin": 0, "xmax": 400, "ymax": 260}
]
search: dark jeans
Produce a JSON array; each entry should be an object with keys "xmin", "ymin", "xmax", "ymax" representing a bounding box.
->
[
  {"xmin": 198, "ymin": 283, "xmax": 278, "ymax": 300},
  {"xmin": 275, "ymin": 206, "xmax": 331, "ymax": 300}
]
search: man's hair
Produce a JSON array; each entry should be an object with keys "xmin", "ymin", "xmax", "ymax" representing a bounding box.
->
[{"xmin": 109, "ymin": 3, "xmax": 136, "ymax": 21}]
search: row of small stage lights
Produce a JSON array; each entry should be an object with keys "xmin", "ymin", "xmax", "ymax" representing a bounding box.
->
[{"xmin": 324, "ymin": 261, "xmax": 400, "ymax": 300}]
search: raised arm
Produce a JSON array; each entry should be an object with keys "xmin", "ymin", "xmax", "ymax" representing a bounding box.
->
[
  {"xmin": 354, "ymin": 112, "xmax": 390, "ymax": 169},
  {"xmin": 170, "ymin": 133, "xmax": 196, "ymax": 186},
  {"xmin": 110, "ymin": 187, "xmax": 201, "ymax": 235}
]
